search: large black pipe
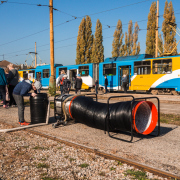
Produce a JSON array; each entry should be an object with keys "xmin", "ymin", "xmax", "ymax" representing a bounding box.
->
[{"xmin": 69, "ymin": 96, "xmax": 158, "ymax": 135}]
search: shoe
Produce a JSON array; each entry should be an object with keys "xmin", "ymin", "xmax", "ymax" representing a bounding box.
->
[
  {"xmin": 10, "ymin": 105, "xmax": 17, "ymax": 107},
  {"xmin": 3, "ymin": 105, "xmax": 9, "ymax": 108},
  {"xmin": 19, "ymin": 121, "xmax": 30, "ymax": 126}
]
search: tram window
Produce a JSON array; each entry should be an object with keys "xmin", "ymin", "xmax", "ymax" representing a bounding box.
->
[
  {"xmin": 23, "ymin": 71, "xmax": 28, "ymax": 79},
  {"xmin": 79, "ymin": 66, "xmax": 89, "ymax": 76},
  {"xmin": 134, "ymin": 61, "xmax": 151, "ymax": 75},
  {"xmin": 153, "ymin": 59, "xmax": 172, "ymax": 74},
  {"xmin": 29, "ymin": 70, "xmax": 35, "ymax": 74},
  {"xmin": 43, "ymin": 69, "xmax": 50, "ymax": 78},
  {"xmin": 103, "ymin": 63, "xmax": 116, "ymax": 76},
  {"xmin": 58, "ymin": 68, "xmax": 67, "ymax": 75}
]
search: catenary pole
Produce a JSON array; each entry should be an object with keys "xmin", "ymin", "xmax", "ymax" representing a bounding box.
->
[
  {"xmin": 155, "ymin": 0, "xmax": 159, "ymax": 57},
  {"xmin": 35, "ymin": 42, "xmax": 37, "ymax": 68},
  {"xmin": 49, "ymin": 0, "xmax": 56, "ymax": 92}
]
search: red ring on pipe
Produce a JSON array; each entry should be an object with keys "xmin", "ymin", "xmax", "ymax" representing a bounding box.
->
[
  {"xmin": 132, "ymin": 101, "xmax": 158, "ymax": 135},
  {"xmin": 69, "ymin": 96, "xmax": 77, "ymax": 119}
]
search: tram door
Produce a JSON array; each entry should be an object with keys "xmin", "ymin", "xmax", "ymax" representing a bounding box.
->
[
  {"xmin": 69, "ymin": 69, "xmax": 77, "ymax": 89},
  {"xmin": 36, "ymin": 72, "xmax": 42, "ymax": 82},
  {"xmin": 119, "ymin": 66, "xmax": 131, "ymax": 91}
]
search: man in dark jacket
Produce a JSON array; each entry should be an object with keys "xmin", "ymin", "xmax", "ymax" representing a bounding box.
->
[
  {"xmin": 62, "ymin": 75, "xmax": 71, "ymax": 94},
  {"xmin": 0, "ymin": 67, "xmax": 8, "ymax": 108},
  {"xmin": 95, "ymin": 80, "xmax": 99, "ymax": 94},
  {"xmin": 7, "ymin": 64, "xmax": 19, "ymax": 107},
  {"xmin": 13, "ymin": 80, "xmax": 37, "ymax": 126},
  {"xmin": 75, "ymin": 74, "xmax": 82, "ymax": 94},
  {"xmin": 104, "ymin": 76, "xmax": 108, "ymax": 94},
  {"xmin": 121, "ymin": 74, "xmax": 128, "ymax": 93}
]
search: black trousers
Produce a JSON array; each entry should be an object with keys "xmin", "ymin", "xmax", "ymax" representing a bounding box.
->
[
  {"xmin": 122, "ymin": 82, "xmax": 127, "ymax": 93},
  {"xmin": 8, "ymin": 85, "xmax": 17, "ymax": 106},
  {"xmin": 0, "ymin": 85, "xmax": 6, "ymax": 105}
]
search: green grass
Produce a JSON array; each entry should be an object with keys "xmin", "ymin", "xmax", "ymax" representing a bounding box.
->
[
  {"xmin": 69, "ymin": 158, "xmax": 76, "ymax": 162},
  {"xmin": 36, "ymin": 163, "xmax": 49, "ymax": 168},
  {"xmin": 79, "ymin": 163, "xmax": 89, "ymax": 168},
  {"xmin": 160, "ymin": 113, "xmax": 180, "ymax": 126},
  {"xmin": 110, "ymin": 167, "xmax": 116, "ymax": 171},
  {"xmin": 124, "ymin": 169, "xmax": 148, "ymax": 180},
  {"xmin": 117, "ymin": 161, "xmax": 123, "ymax": 165},
  {"xmin": 41, "ymin": 157, "xmax": 47, "ymax": 161},
  {"xmin": 99, "ymin": 171, "xmax": 105, "ymax": 176},
  {"xmin": 32, "ymin": 146, "xmax": 49, "ymax": 150}
]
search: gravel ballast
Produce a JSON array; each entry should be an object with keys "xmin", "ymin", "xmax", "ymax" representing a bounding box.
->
[
  {"xmin": 0, "ymin": 93, "xmax": 180, "ymax": 179},
  {"xmin": 0, "ymin": 123, "xmax": 168, "ymax": 179}
]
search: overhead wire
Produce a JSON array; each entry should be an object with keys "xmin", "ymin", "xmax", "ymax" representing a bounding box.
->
[
  {"xmin": 2, "ymin": 0, "xmax": 179, "ymax": 59},
  {"xmin": 0, "ymin": 0, "xmax": 153, "ymax": 48}
]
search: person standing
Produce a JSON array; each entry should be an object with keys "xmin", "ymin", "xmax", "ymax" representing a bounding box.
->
[
  {"xmin": 75, "ymin": 74, "xmax": 82, "ymax": 94},
  {"xmin": 13, "ymin": 79, "xmax": 37, "ymax": 126},
  {"xmin": 62, "ymin": 75, "xmax": 71, "ymax": 94},
  {"xmin": 34, "ymin": 79, "xmax": 42, "ymax": 93},
  {"xmin": 0, "ymin": 67, "xmax": 8, "ymax": 108},
  {"xmin": 4, "ymin": 67, "xmax": 10, "ymax": 104},
  {"xmin": 95, "ymin": 80, "xmax": 99, "ymax": 94},
  {"xmin": 56, "ymin": 70, "xmax": 65, "ymax": 94},
  {"xmin": 122, "ymin": 74, "xmax": 128, "ymax": 93},
  {"xmin": 7, "ymin": 64, "xmax": 19, "ymax": 107},
  {"xmin": 104, "ymin": 76, "xmax": 108, "ymax": 94}
]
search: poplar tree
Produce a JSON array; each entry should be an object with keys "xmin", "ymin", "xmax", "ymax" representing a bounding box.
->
[
  {"xmin": 112, "ymin": 20, "xmax": 124, "ymax": 57},
  {"xmin": 132, "ymin": 22, "xmax": 140, "ymax": 55},
  {"xmin": 162, "ymin": 0, "xmax": 177, "ymax": 55},
  {"xmin": 158, "ymin": 33, "xmax": 163, "ymax": 56},
  {"xmin": 91, "ymin": 19, "xmax": 104, "ymax": 63},
  {"xmin": 124, "ymin": 20, "xmax": 133, "ymax": 56},
  {"xmin": 76, "ymin": 16, "xmax": 93, "ymax": 64},
  {"xmin": 76, "ymin": 17, "xmax": 86, "ymax": 64},
  {"xmin": 127, "ymin": 20, "xmax": 133, "ymax": 55},
  {"xmin": 85, "ymin": 16, "xmax": 93, "ymax": 63},
  {"xmin": 145, "ymin": 1, "xmax": 157, "ymax": 56},
  {"xmin": 124, "ymin": 32, "xmax": 128, "ymax": 56}
]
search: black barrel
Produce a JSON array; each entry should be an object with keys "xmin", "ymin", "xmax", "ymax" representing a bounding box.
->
[{"xmin": 30, "ymin": 93, "xmax": 48, "ymax": 124}]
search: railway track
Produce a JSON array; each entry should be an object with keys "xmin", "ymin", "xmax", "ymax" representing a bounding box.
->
[{"xmin": 1, "ymin": 121, "xmax": 180, "ymax": 180}]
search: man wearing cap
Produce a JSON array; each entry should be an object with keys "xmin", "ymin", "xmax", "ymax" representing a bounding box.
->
[
  {"xmin": 62, "ymin": 75, "xmax": 71, "ymax": 94},
  {"xmin": 13, "ymin": 79, "xmax": 38, "ymax": 126},
  {"xmin": 75, "ymin": 74, "xmax": 82, "ymax": 94}
]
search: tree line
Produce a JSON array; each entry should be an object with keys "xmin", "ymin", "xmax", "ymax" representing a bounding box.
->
[{"xmin": 76, "ymin": 0, "xmax": 177, "ymax": 65}]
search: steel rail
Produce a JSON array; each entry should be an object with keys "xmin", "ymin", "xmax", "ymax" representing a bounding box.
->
[
  {"xmin": 1, "ymin": 122, "xmax": 180, "ymax": 180},
  {"xmin": 26, "ymin": 129, "xmax": 180, "ymax": 180}
]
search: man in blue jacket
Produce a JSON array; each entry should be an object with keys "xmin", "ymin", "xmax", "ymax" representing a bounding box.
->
[
  {"xmin": 0, "ymin": 67, "xmax": 8, "ymax": 108},
  {"xmin": 13, "ymin": 79, "xmax": 37, "ymax": 126}
]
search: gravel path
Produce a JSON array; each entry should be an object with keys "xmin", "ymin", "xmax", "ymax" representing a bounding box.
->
[
  {"xmin": 0, "ymin": 123, "xmax": 167, "ymax": 180},
  {"xmin": 0, "ymin": 93, "xmax": 180, "ymax": 179}
]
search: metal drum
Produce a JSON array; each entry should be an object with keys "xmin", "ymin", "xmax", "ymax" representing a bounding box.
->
[{"xmin": 30, "ymin": 93, "xmax": 48, "ymax": 124}]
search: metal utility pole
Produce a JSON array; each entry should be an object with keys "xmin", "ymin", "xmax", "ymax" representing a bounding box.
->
[
  {"xmin": 155, "ymin": 0, "xmax": 159, "ymax": 57},
  {"xmin": 49, "ymin": 0, "xmax": 55, "ymax": 91},
  {"xmin": 35, "ymin": 42, "xmax": 37, "ymax": 68}
]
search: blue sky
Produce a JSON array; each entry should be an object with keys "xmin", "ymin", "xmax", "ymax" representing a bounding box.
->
[{"xmin": 0, "ymin": 0, "xmax": 180, "ymax": 66}]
